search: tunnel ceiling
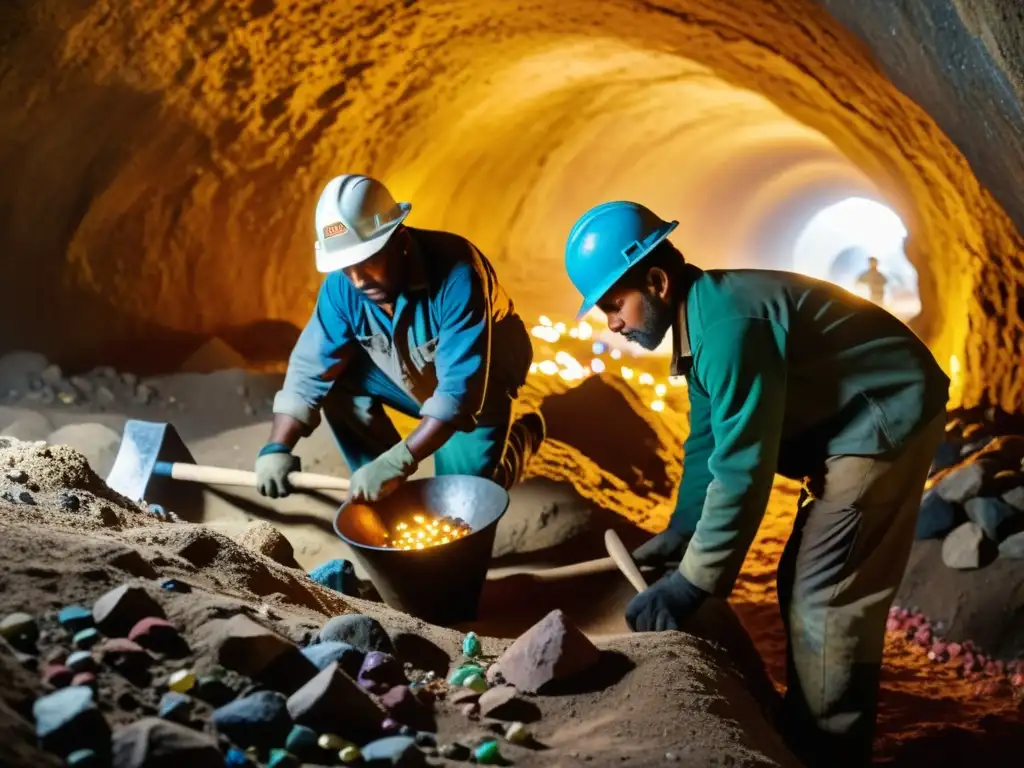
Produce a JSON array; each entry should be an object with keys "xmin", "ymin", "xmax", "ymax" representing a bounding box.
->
[{"xmin": 0, "ymin": 0, "xmax": 1022, "ymax": 410}]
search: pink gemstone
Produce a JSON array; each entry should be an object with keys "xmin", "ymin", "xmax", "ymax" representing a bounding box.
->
[
  {"xmin": 886, "ymin": 618, "xmax": 900, "ymax": 632},
  {"xmin": 947, "ymin": 643, "xmax": 963, "ymax": 659},
  {"xmin": 1010, "ymin": 673, "xmax": 1024, "ymax": 688},
  {"xmin": 42, "ymin": 664, "xmax": 74, "ymax": 688},
  {"xmin": 71, "ymin": 672, "xmax": 96, "ymax": 688}
]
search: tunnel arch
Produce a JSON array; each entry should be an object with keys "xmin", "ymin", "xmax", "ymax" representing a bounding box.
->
[{"xmin": 0, "ymin": 0, "xmax": 1021, "ymax": 409}]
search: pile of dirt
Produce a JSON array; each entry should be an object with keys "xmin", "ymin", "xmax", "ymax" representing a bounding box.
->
[{"xmin": 0, "ymin": 437, "xmax": 798, "ymax": 767}]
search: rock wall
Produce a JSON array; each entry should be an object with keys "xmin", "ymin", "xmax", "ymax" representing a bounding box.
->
[{"xmin": 0, "ymin": 0, "xmax": 1022, "ymax": 408}]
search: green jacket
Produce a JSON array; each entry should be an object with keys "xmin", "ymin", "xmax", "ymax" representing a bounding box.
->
[{"xmin": 670, "ymin": 266, "xmax": 949, "ymax": 597}]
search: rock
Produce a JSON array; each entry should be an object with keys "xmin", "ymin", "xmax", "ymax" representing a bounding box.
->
[
  {"xmin": 158, "ymin": 692, "xmax": 194, "ymax": 723},
  {"xmin": 69, "ymin": 375, "xmax": 94, "ymax": 395},
  {"xmin": 448, "ymin": 663, "xmax": 485, "ymax": 686},
  {"xmin": 361, "ymin": 736, "xmax": 426, "ymax": 767},
  {"xmin": 448, "ymin": 688, "xmax": 481, "ymax": 706},
  {"xmin": 915, "ymin": 490, "xmax": 959, "ymax": 539},
  {"xmin": 379, "ymin": 686, "xmax": 431, "ymax": 730},
  {"xmin": 474, "ymin": 740, "xmax": 501, "ymax": 765},
  {"xmin": 99, "ymin": 638, "xmax": 153, "ymax": 677},
  {"xmin": 284, "ymin": 724, "xmax": 320, "ymax": 759},
  {"xmin": 0, "ymin": 611, "xmax": 38, "ymax": 649},
  {"xmin": 935, "ymin": 460, "xmax": 989, "ymax": 503},
  {"xmin": 128, "ymin": 617, "xmax": 189, "ymax": 657},
  {"xmin": 45, "ymin": 423, "xmax": 123, "ymax": 477},
  {"xmin": 65, "ymin": 651, "xmax": 97, "ymax": 673},
  {"xmin": 213, "ymin": 691, "xmax": 292, "ymax": 751},
  {"xmin": 286, "ymin": 661, "xmax": 385, "ymax": 743},
  {"xmin": 1004, "ymin": 485, "xmax": 1024, "ymax": 512},
  {"xmin": 965, "ymin": 496, "xmax": 1023, "ymax": 541},
  {"xmin": 71, "ymin": 672, "xmax": 97, "ymax": 689},
  {"xmin": 942, "ymin": 522, "xmax": 986, "ymax": 569},
  {"xmin": 160, "ymin": 578, "xmax": 191, "ymax": 593},
  {"xmin": 492, "ymin": 609, "xmax": 600, "ymax": 693},
  {"xmin": 0, "ymin": 410, "xmax": 54, "ymax": 441},
  {"xmin": 72, "ymin": 630, "xmax": 100, "ymax": 652},
  {"xmin": 134, "ymin": 383, "xmax": 156, "ymax": 405},
  {"xmin": 92, "ymin": 584, "xmax": 165, "ymax": 637},
  {"xmin": 439, "ymin": 743, "xmax": 470, "ymax": 761},
  {"xmin": 358, "ymin": 651, "xmax": 406, "ymax": 694},
  {"xmin": 111, "ymin": 717, "xmax": 223, "ymax": 768},
  {"xmin": 192, "ymin": 675, "xmax": 236, "ymax": 707},
  {"xmin": 58, "ymin": 606, "xmax": 94, "ymax": 634},
  {"xmin": 0, "ymin": 351, "xmax": 49, "ymax": 392},
  {"xmin": 238, "ymin": 522, "xmax": 299, "ymax": 568},
  {"xmin": 267, "ymin": 748, "xmax": 300, "ymax": 768},
  {"xmin": 477, "ymin": 686, "xmax": 531, "ymax": 720},
  {"xmin": 34, "ymin": 685, "xmax": 110, "ymax": 759},
  {"xmin": 42, "ymin": 664, "xmax": 75, "ymax": 687},
  {"xmin": 930, "ymin": 441, "xmax": 962, "ymax": 475},
  {"xmin": 198, "ymin": 614, "xmax": 316, "ymax": 694},
  {"xmin": 319, "ymin": 613, "xmax": 395, "ymax": 655},
  {"xmin": 998, "ymin": 531, "xmax": 1024, "ymax": 559},
  {"xmin": 301, "ymin": 640, "xmax": 364, "ymax": 676},
  {"xmin": 505, "ymin": 722, "xmax": 530, "ymax": 743},
  {"xmin": 308, "ymin": 558, "xmax": 358, "ymax": 595},
  {"xmin": 40, "ymin": 363, "xmax": 62, "ymax": 384}
]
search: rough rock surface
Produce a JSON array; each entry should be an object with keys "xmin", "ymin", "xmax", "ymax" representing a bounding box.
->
[
  {"xmin": 491, "ymin": 609, "xmax": 601, "ymax": 693},
  {"xmin": 941, "ymin": 522, "xmax": 987, "ymax": 569},
  {"xmin": 44, "ymin": 424, "xmax": 122, "ymax": 478},
  {"xmin": 285, "ymin": 661, "xmax": 385, "ymax": 743},
  {"xmin": 236, "ymin": 521, "xmax": 299, "ymax": 569},
  {"xmin": 2, "ymin": 0, "xmax": 1024, "ymax": 413},
  {"xmin": 111, "ymin": 718, "xmax": 223, "ymax": 768}
]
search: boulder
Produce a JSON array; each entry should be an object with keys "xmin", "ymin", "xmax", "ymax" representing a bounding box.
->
[
  {"xmin": 929, "ymin": 441, "xmax": 962, "ymax": 475},
  {"xmin": 491, "ymin": 609, "xmax": 600, "ymax": 693},
  {"xmin": 934, "ymin": 460, "xmax": 989, "ymax": 504},
  {"xmin": 378, "ymin": 686, "xmax": 432, "ymax": 730},
  {"xmin": 198, "ymin": 614, "xmax": 316, "ymax": 694},
  {"xmin": 998, "ymin": 531, "xmax": 1024, "ymax": 559},
  {"xmin": 915, "ymin": 490, "xmax": 959, "ymax": 539},
  {"xmin": 941, "ymin": 522, "xmax": 986, "ymax": 569},
  {"xmin": 33, "ymin": 686, "xmax": 110, "ymax": 759},
  {"xmin": 45, "ymin": 424, "xmax": 122, "ymax": 477},
  {"xmin": 98, "ymin": 638, "xmax": 154, "ymax": 680},
  {"xmin": 477, "ymin": 686, "xmax": 536, "ymax": 721},
  {"xmin": 358, "ymin": 651, "xmax": 406, "ymax": 694},
  {"xmin": 92, "ymin": 585, "xmax": 165, "ymax": 638},
  {"xmin": 128, "ymin": 618, "xmax": 190, "ymax": 657},
  {"xmin": 1003, "ymin": 485, "xmax": 1024, "ymax": 512},
  {"xmin": 111, "ymin": 718, "xmax": 222, "ymax": 768},
  {"xmin": 964, "ymin": 497, "xmax": 1023, "ymax": 541},
  {"xmin": 212, "ymin": 691, "xmax": 292, "ymax": 751},
  {"xmin": 158, "ymin": 693, "xmax": 193, "ymax": 723},
  {"xmin": 300, "ymin": 641, "xmax": 363, "ymax": 676},
  {"xmin": 237, "ymin": 522, "xmax": 298, "ymax": 568},
  {"xmin": 319, "ymin": 614, "xmax": 394, "ymax": 655},
  {"xmin": 286, "ymin": 661, "xmax": 385, "ymax": 743},
  {"xmin": 0, "ymin": 410, "xmax": 54, "ymax": 442}
]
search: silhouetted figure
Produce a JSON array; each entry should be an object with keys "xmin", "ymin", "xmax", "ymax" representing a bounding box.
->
[{"xmin": 856, "ymin": 257, "xmax": 888, "ymax": 305}]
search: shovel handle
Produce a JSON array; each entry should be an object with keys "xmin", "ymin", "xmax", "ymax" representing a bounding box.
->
[
  {"xmin": 155, "ymin": 461, "xmax": 350, "ymax": 492},
  {"xmin": 604, "ymin": 529, "xmax": 648, "ymax": 594}
]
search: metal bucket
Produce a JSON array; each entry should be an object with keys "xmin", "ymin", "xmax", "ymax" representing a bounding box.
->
[{"xmin": 334, "ymin": 476, "xmax": 509, "ymax": 626}]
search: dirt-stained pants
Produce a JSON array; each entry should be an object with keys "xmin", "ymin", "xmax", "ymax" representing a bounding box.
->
[{"xmin": 777, "ymin": 412, "xmax": 945, "ymax": 767}]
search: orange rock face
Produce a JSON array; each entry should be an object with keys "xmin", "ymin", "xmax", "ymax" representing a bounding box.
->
[{"xmin": 0, "ymin": 0, "xmax": 1022, "ymax": 408}]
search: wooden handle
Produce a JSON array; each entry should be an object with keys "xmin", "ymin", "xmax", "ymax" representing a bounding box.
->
[
  {"xmin": 166, "ymin": 462, "xmax": 350, "ymax": 492},
  {"xmin": 604, "ymin": 529, "xmax": 648, "ymax": 594},
  {"xmin": 487, "ymin": 556, "xmax": 619, "ymax": 581}
]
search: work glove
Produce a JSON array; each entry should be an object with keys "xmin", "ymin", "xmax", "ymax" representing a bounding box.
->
[
  {"xmin": 625, "ymin": 570, "xmax": 710, "ymax": 632},
  {"xmin": 348, "ymin": 441, "xmax": 419, "ymax": 503},
  {"xmin": 631, "ymin": 529, "xmax": 691, "ymax": 568},
  {"xmin": 255, "ymin": 444, "xmax": 300, "ymax": 499}
]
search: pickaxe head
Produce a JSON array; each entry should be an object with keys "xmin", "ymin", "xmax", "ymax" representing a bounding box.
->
[{"xmin": 106, "ymin": 420, "xmax": 199, "ymax": 511}]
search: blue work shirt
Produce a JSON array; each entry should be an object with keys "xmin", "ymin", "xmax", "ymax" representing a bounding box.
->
[{"xmin": 273, "ymin": 227, "xmax": 533, "ymax": 432}]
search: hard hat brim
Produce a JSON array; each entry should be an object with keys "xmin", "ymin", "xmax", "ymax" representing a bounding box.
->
[
  {"xmin": 315, "ymin": 202, "xmax": 412, "ymax": 273},
  {"xmin": 573, "ymin": 221, "xmax": 678, "ymax": 320}
]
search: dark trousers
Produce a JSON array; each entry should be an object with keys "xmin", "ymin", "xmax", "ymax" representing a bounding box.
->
[{"xmin": 777, "ymin": 412, "xmax": 945, "ymax": 767}]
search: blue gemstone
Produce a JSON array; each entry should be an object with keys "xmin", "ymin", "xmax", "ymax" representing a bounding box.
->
[{"xmin": 224, "ymin": 747, "xmax": 249, "ymax": 766}]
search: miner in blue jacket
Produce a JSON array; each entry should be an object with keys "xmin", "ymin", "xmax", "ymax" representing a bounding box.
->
[{"xmin": 255, "ymin": 173, "xmax": 544, "ymax": 502}]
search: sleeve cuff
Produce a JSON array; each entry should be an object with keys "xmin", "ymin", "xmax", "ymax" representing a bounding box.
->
[
  {"xmin": 273, "ymin": 390, "xmax": 322, "ymax": 432},
  {"xmin": 419, "ymin": 392, "xmax": 476, "ymax": 430},
  {"xmin": 679, "ymin": 548, "xmax": 733, "ymax": 598}
]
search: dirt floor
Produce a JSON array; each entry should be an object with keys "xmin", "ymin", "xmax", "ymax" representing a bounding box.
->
[{"xmin": 1, "ymin": 347, "xmax": 1022, "ymax": 765}]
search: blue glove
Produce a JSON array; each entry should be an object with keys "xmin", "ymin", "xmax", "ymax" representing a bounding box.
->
[{"xmin": 625, "ymin": 571, "xmax": 709, "ymax": 632}]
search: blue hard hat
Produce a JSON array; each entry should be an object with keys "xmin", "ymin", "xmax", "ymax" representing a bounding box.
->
[{"xmin": 564, "ymin": 201, "xmax": 679, "ymax": 319}]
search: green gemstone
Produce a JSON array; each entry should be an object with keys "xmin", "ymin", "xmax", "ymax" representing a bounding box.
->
[
  {"xmin": 339, "ymin": 745, "xmax": 362, "ymax": 763},
  {"xmin": 66, "ymin": 749, "xmax": 98, "ymax": 767},
  {"xmin": 474, "ymin": 740, "xmax": 501, "ymax": 764},
  {"xmin": 464, "ymin": 674, "xmax": 488, "ymax": 693},
  {"xmin": 284, "ymin": 724, "xmax": 318, "ymax": 755},
  {"xmin": 267, "ymin": 748, "xmax": 299, "ymax": 768},
  {"xmin": 462, "ymin": 631, "xmax": 482, "ymax": 658},
  {"xmin": 447, "ymin": 663, "xmax": 485, "ymax": 685}
]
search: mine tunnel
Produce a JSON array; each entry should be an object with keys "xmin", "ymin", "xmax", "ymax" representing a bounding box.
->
[{"xmin": 2, "ymin": 1, "xmax": 1024, "ymax": 767}]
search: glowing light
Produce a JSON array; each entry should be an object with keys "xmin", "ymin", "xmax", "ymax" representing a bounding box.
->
[
  {"xmin": 621, "ymin": 366, "xmax": 634, "ymax": 380},
  {"xmin": 531, "ymin": 326, "xmax": 561, "ymax": 343},
  {"xmin": 610, "ymin": 349, "xmax": 622, "ymax": 360},
  {"xmin": 669, "ymin": 376, "xmax": 687, "ymax": 387},
  {"xmin": 529, "ymin": 363, "xmax": 538, "ymax": 374},
  {"xmin": 555, "ymin": 350, "xmax": 585, "ymax": 381},
  {"xmin": 385, "ymin": 513, "xmax": 472, "ymax": 550},
  {"xmin": 655, "ymin": 384, "xmax": 667, "ymax": 396},
  {"xmin": 539, "ymin": 316, "xmax": 552, "ymax": 327},
  {"xmin": 638, "ymin": 373, "xmax": 655, "ymax": 386},
  {"xmin": 591, "ymin": 358, "xmax": 606, "ymax": 373},
  {"xmin": 569, "ymin": 328, "xmax": 579, "ymax": 338},
  {"xmin": 538, "ymin": 360, "xmax": 559, "ymax": 375},
  {"xmin": 555, "ymin": 322, "xmax": 566, "ymax": 334},
  {"xmin": 577, "ymin": 321, "xmax": 593, "ymax": 341},
  {"xmin": 592, "ymin": 342, "xmax": 607, "ymax": 355},
  {"xmin": 651, "ymin": 400, "xmax": 666, "ymax": 412}
]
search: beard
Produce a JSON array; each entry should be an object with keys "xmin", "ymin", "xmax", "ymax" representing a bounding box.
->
[{"xmin": 623, "ymin": 293, "xmax": 673, "ymax": 350}]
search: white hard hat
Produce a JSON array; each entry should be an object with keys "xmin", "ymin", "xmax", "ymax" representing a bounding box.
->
[{"xmin": 313, "ymin": 174, "xmax": 412, "ymax": 272}]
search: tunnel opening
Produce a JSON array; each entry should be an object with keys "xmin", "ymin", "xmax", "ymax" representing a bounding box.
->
[{"xmin": 791, "ymin": 197, "xmax": 922, "ymax": 322}]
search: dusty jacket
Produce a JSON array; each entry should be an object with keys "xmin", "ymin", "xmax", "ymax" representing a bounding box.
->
[{"xmin": 669, "ymin": 266, "xmax": 949, "ymax": 597}]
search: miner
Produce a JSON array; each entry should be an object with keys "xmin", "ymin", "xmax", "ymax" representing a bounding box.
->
[
  {"xmin": 856, "ymin": 256, "xmax": 889, "ymax": 305},
  {"xmin": 563, "ymin": 201, "xmax": 949, "ymax": 767},
  {"xmin": 255, "ymin": 173, "xmax": 544, "ymax": 503}
]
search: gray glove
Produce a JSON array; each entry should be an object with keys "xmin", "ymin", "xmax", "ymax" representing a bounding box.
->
[
  {"xmin": 255, "ymin": 451, "xmax": 300, "ymax": 498},
  {"xmin": 631, "ymin": 529, "xmax": 691, "ymax": 568}
]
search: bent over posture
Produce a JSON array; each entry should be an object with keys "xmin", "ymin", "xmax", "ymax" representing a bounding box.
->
[
  {"xmin": 257, "ymin": 174, "xmax": 544, "ymax": 502},
  {"xmin": 563, "ymin": 200, "xmax": 949, "ymax": 768}
]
